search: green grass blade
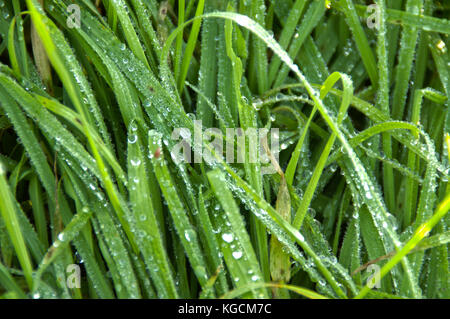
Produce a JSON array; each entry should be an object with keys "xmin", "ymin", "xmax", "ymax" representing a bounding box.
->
[{"xmin": 0, "ymin": 163, "xmax": 34, "ymax": 289}]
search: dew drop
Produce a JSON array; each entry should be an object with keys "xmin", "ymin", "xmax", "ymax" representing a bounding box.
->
[
  {"xmin": 58, "ymin": 233, "xmax": 65, "ymax": 241},
  {"xmin": 130, "ymin": 159, "xmax": 141, "ymax": 167},
  {"xmin": 232, "ymin": 251, "xmax": 243, "ymax": 259},
  {"xmin": 222, "ymin": 233, "xmax": 234, "ymax": 243},
  {"xmin": 128, "ymin": 134, "xmax": 138, "ymax": 144}
]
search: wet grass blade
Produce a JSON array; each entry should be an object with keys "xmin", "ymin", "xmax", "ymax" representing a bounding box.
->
[
  {"xmin": 208, "ymin": 169, "xmax": 268, "ymax": 298},
  {"xmin": 148, "ymin": 130, "xmax": 209, "ymax": 291},
  {"xmin": 0, "ymin": 163, "xmax": 34, "ymax": 289},
  {"xmin": 127, "ymin": 121, "xmax": 178, "ymax": 298}
]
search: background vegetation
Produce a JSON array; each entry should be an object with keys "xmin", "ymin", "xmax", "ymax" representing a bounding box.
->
[{"xmin": 0, "ymin": 0, "xmax": 449, "ymax": 299}]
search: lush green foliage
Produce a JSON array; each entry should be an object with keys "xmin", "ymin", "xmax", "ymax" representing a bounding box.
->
[{"xmin": 0, "ymin": 0, "xmax": 449, "ymax": 299}]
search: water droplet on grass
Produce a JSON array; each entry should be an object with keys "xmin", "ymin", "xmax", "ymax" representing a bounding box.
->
[
  {"xmin": 222, "ymin": 233, "xmax": 234, "ymax": 243},
  {"xmin": 232, "ymin": 251, "xmax": 243, "ymax": 259},
  {"xmin": 130, "ymin": 159, "xmax": 141, "ymax": 166},
  {"xmin": 128, "ymin": 134, "xmax": 138, "ymax": 144}
]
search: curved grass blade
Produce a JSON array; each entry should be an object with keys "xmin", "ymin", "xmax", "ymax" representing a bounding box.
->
[
  {"xmin": 0, "ymin": 163, "xmax": 33, "ymax": 289},
  {"xmin": 33, "ymin": 207, "xmax": 93, "ymax": 291},
  {"xmin": 356, "ymin": 192, "xmax": 450, "ymax": 298},
  {"xmin": 293, "ymin": 71, "xmax": 354, "ymax": 229}
]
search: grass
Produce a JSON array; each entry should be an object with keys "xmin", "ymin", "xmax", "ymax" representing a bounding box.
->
[{"xmin": 0, "ymin": 0, "xmax": 448, "ymax": 299}]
